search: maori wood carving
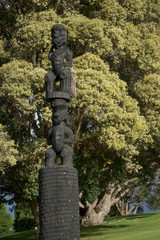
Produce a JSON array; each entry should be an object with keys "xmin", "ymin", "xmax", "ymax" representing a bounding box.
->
[
  {"xmin": 45, "ymin": 24, "xmax": 75, "ymax": 167},
  {"xmin": 39, "ymin": 24, "xmax": 80, "ymax": 240}
]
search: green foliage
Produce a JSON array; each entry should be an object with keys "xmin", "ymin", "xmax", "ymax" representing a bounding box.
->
[
  {"xmin": 80, "ymin": 0, "xmax": 127, "ymax": 25},
  {"xmin": 0, "ymin": 124, "xmax": 18, "ymax": 173},
  {"xmin": 121, "ymin": 0, "xmax": 160, "ymax": 24},
  {"xmin": 12, "ymin": 10, "xmax": 60, "ymax": 66},
  {"xmin": 0, "ymin": 39, "xmax": 9, "ymax": 60},
  {"xmin": 14, "ymin": 204, "xmax": 35, "ymax": 232},
  {"xmin": 63, "ymin": 15, "xmax": 112, "ymax": 58},
  {"xmin": 136, "ymin": 74, "xmax": 160, "ymax": 151},
  {"xmin": 0, "ymin": 204, "xmax": 13, "ymax": 236},
  {"xmin": 0, "ymin": 60, "xmax": 34, "ymax": 113},
  {"xmin": 146, "ymin": 179, "xmax": 160, "ymax": 211},
  {"xmin": 0, "ymin": 60, "xmax": 48, "ymax": 201},
  {"xmin": 72, "ymin": 53, "xmax": 151, "ymax": 170},
  {"xmin": 14, "ymin": 218, "xmax": 35, "ymax": 232}
]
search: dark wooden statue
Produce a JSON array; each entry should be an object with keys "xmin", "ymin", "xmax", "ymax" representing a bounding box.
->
[
  {"xmin": 45, "ymin": 99, "xmax": 74, "ymax": 167},
  {"xmin": 39, "ymin": 24, "xmax": 80, "ymax": 240},
  {"xmin": 44, "ymin": 24, "xmax": 74, "ymax": 167},
  {"xmin": 45, "ymin": 24, "xmax": 73, "ymax": 99}
]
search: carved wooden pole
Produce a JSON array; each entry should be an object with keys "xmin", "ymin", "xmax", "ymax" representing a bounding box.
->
[{"xmin": 39, "ymin": 24, "xmax": 80, "ymax": 240}]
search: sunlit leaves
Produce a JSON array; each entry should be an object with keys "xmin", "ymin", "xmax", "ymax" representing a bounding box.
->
[
  {"xmin": 0, "ymin": 60, "xmax": 34, "ymax": 115},
  {"xmin": 72, "ymin": 53, "xmax": 151, "ymax": 170},
  {"xmin": 136, "ymin": 74, "xmax": 160, "ymax": 150},
  {"xmin": 0, "ymin": 0, "xmax": 160, "ymax": 206},
  {"xmin": 12, "ymin": 10, "xmax": 60, "ymax": 66},
  {"xmin": 0, "ymin": 124, "xmax": 18, "ymax": 173}
]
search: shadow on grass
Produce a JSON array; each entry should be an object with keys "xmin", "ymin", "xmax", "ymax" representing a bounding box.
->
[
  {"xmin": 81, "ymin": 224, "xmax": 130, "ymax": 238},
  {"xmin": 129, "ymin": 212, "xmax": 159, "ymax": 218},
  {"xmin": 0, "ymin": 230, "xmax": 36, "ymax": 240},
  {"xmin": 81, "ymin": 212, "xmax": 160, "ymax": 238},
  {"xmin": 105, "ymin": 212, "xmax": 160, "ymax": 221}
]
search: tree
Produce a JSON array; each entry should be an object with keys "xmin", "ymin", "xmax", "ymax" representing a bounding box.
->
[
  {"xmin": 146, "ymin": 173, "xmax": 160, "ymax": 211},
  {"xmin": 0, "ymin": 0, "xmax": 160, "ymax": 227},
  {"xmin": 0, "ymin": 124, "xmax": 18, "ymax": 173},
  {"xmin": 0, "ymin": 204, "xmax": 13, "ymax": 235},
  {"xmin": 136, "ymin": 74, "xmax": 160, "ymax": 154},
  {"xmin": 14, "ymin": 203, "xmax": 35, "ymax": 232},
  {"xmin": 115, "ymin": 181, "xmax": 152, "ymax": 216},
  {"xmin": 0, "ymin": 60, "xmax": 47, "ymax": 229}
]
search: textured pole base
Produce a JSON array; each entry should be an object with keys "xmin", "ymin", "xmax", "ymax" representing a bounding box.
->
[{"xmin": 39, "ymin": 166, "xmax": 80, "ymax": 240}]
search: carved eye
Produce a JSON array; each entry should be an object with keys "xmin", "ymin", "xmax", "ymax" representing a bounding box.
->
[
  {"xmin": 61, "ymin": 30, "xmax": 67, "ymax": 36},
  {"xmin": 53, "ymin": 30, "xmax": 60, "ymax": 38}
]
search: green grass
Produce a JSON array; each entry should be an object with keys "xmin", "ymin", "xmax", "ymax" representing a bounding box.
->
[
  {"xmin": 0, "ymin": 230, "xmax": 36, "ymax": 240},
  {"xmin": 81, "ymin": 211, "xmax": 160, "ymax": 240},
  {"xmin": 0, "ymin": 212, "xmax": 160, "ymax": 240}
]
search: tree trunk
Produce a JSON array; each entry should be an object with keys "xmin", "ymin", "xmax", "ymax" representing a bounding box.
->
[
  {"xmin": 81, "ymin": 193, "xmax": 115, "ymax": 225},
  {"xmin": 80, "ymin": 178, "xmax": 138, "ymax": 225},
  {"xmin": 32, "ymin": 51, "xmax": 37, "ymax": 67},
  {"xmin": 133, "ymin": 205, "xmax": 138, "ymax": 215},
  {"xmin": 30, "ymin": 198, "xmax": 39, "ymax": 239}
]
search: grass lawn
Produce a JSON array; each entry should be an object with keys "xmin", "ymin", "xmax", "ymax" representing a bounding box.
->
[
  {"xmin": 81, "ymin": 211, "xmax": 160, "ymax": 240},
  {"xmin": 0, "ymin": 230, "xmax": 36, "ymax": 240},
  {"xmin": 0, "ymin": 212, "xmax": 160, "ymax": 240}
]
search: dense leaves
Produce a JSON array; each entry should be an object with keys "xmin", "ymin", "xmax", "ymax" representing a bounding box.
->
[
  {"xmin": 136, "ymin": 74, "xmax": 160, "ymax": 151},
  {"xmin": 0, "ymin": 0, "xmax": 160, "ymax": 226},
  {"xmin": 72, "ymin": 53, "xmax": 151, "ymax": 167},
  {"xmin": 0, "ymin": 204, "xmax": 13, "ymax": 235},
  {"xmin": 0, "ymin": 124, "xmax": 18, "ymax": 172}
]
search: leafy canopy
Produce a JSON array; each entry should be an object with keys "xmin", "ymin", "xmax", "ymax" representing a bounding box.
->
[{"xmin": 0, "ymin": 0, "xmax": 160, "ymax": 215}]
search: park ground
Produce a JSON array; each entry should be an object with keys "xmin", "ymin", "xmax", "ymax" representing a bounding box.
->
[{"xmin": 0, "ymin": 212, "xmax": 160, "ymax": 240}]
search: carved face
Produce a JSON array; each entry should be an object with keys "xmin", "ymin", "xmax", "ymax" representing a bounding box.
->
[
  {"xmin": 52, "ymin": 104, "xmax": 68, "ymax": 125},
  {"xmin": 51, "ymin": 24, "xmax": 67, "ymax": 49},
  {"xmin": 52, "ymin": 124, "xmax": 65, "ymax": 153}
]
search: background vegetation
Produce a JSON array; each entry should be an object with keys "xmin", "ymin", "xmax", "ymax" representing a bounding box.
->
[
  {"xmin": 0, "ymin": 204, "xmax": 13, "ymax": 236},
  {"xmin": 0, "ymin": 0, "xmax": 160, "ymax": 230},
  {"xmin": 0, "ymin": 212, "xmax": 160, "ymax": 240}
]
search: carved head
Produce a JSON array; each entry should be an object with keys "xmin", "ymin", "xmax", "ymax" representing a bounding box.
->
[
  {"xmin": 51, "ymin": 99, "xmax": 68, "ymax": 125},
  {"xmin": 51, "ymin": 24, "xmax": 68, "ymax": 49}
]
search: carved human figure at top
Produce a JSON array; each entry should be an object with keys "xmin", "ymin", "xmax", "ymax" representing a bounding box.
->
[{"xmin": 45, "ymin": 24, "xmax": 72, "ymax": 99}]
